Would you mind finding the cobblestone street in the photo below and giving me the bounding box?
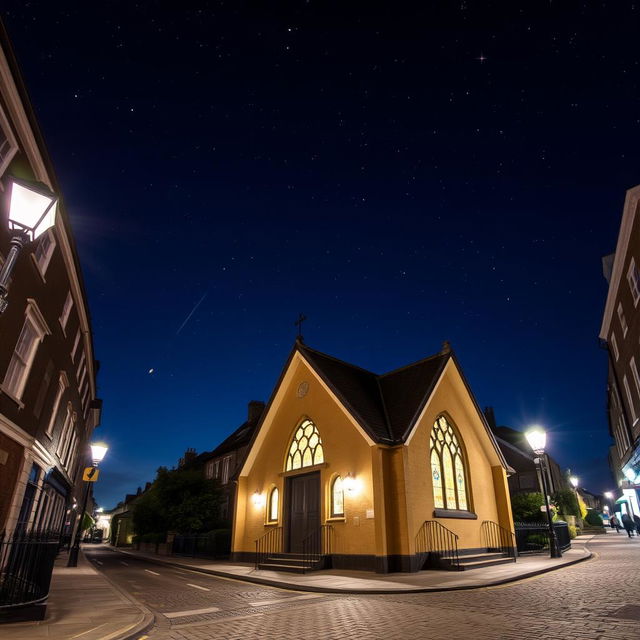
[87,534,640,640]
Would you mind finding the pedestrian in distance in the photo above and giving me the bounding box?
[634,514,640,536]
[610,514,621,533]
[621,513,635,537]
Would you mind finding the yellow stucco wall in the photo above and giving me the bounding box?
[234,353,378,556]
[232,351,514,566]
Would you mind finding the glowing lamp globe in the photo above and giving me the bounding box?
[569,476,578,488]
[90,443,108,465]
[525,427,546,455]
[7,178,58,241]
[604,491,614,500]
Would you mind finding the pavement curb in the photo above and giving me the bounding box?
[108,543,593,595]
[81,550,157,640]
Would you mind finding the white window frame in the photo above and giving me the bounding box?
[45,371,69,438]
[76,351,86,383]
[618,303,628,337]
[1,300,51,402]
[628,258,640,307]
[213,459,220,479]
[631,357,640,399]
[59,291,74,333]
[623,375,637,424]
[0,104,19,178]
[611,333,619,360]
[32,230,56,278]
[71,329,81,362]
[56,403,74,458]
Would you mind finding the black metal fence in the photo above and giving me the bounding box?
[0,529,59,617]
[172,530,231,559]
[514,521,571,555]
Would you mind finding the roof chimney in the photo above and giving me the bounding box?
[248,400,265,423]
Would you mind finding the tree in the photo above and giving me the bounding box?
[510,492,546,523]
[552,489,580,517]
[132,466,223,536]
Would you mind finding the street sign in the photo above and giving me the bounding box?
[82,467,100,482]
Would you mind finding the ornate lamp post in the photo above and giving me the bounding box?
[67,443,108,567]
[525,427,562,558]
[0,177,58,314]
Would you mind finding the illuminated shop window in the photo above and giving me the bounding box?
[429,415,469,511]
[285,419,324,471]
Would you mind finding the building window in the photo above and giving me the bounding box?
[16,463,41,533]
[71,329,81,362]
[2,306,49,400]
[429,415,469,511]
[631,358,640,399]
[285,418,324,471]
[213,460,220,479]
[628,258,640,306]
[59,291,74,332]
[268,487,279,523]
[45,372,69,437]
[221,456,231,484]
[76,351,86,383]
[0,105,18,177]
[205,461,213,479]
[56,403,74,458]
[623,375,637,424]
[618,303,628,337]
[611,333,619,360]
[33,230,56,276]
[331,476,344,517]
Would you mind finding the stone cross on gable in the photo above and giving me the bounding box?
[294,313,307,342]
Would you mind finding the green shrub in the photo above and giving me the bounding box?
[568,524,578,539]
[584,509,603,527]
[552,489,580,517]
[511,493,545,523]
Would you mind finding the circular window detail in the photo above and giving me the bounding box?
[296,381,309,398]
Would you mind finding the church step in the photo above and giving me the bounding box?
[267,553,315,562]
[257,562,313,573]
[457,557,516,570]
[437,552,516,571]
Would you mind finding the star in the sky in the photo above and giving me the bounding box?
[476,52,487,63]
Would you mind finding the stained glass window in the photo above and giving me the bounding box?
[331,476,344,517]
[429,415,469,511]
[286,419,324,471]
[268,487,279,522]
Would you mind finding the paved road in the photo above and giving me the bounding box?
[86,534,640,640]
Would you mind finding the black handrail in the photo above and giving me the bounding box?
[301,524,333,574]
[415,521,460,570]
[481,520,517,559]
[254,527,283,569]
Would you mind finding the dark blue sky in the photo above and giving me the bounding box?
[3,2,637,507]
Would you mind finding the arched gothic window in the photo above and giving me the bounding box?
[285,419,324,471]
[429,415,469,511]
[268,487,279,523]
[331,476,344,517]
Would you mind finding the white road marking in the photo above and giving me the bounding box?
[120,561,129,566]
[248,594,322,607]
[145,569,160,575]
[162,606,220,619]
[186,583,210,591]
[71,623,109,638]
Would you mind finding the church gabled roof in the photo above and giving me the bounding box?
[297,341,449,445]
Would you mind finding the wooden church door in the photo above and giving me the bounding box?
[287,471,320,553]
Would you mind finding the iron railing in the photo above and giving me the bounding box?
[301,524,333,574]
[0,529,59,615]
[514,521,571,555]
[172,530,231,559]
[415,520,460,570]
[255,527,283,569]
[481,520,517,559]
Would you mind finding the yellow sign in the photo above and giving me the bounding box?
[83,467,100,482]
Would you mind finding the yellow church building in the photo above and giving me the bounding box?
[231,340,516,573]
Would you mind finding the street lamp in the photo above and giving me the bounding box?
[525,426,562,558]
[0,177,58,314]
[67,442,108,567]
[569,476,578,489]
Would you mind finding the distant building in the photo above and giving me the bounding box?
[599,185,640,517]
[0,22,101,536]
[484,408,568,498]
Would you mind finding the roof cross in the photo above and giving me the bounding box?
[294,313,307,342]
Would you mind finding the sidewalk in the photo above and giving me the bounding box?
[1,547,153,640]
[112,535,593,594]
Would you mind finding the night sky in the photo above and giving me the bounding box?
[3,2,638,507]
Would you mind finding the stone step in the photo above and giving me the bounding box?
[257,562,311,573]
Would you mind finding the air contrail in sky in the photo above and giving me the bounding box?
[176,292,208,335]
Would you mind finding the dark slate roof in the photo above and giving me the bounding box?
[297,342,449,445]
[209,419,259,459]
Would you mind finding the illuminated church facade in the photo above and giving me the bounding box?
[231,340,515,573]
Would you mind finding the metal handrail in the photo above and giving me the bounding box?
[481,520,517,559]
[254,527,283,569]
[415,520,460,570]
[301,524,333,574]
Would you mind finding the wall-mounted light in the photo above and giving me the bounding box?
[252,491,265,507]
[344,473,358,494]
